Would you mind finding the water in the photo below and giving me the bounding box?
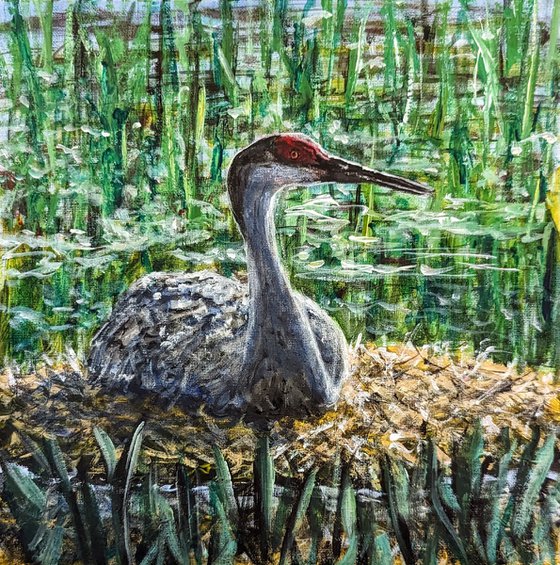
[0,0,557,368]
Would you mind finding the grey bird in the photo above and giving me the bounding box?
[87,133,432,424]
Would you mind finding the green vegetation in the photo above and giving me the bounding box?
[0,0,557,368]
[1,3,559,562]
[1,422,558,564]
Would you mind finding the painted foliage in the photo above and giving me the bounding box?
[0,0,559,563]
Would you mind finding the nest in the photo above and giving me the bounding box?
[0,343,559,475]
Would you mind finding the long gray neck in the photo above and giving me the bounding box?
[241,173,292,308]
[232,167,337,406]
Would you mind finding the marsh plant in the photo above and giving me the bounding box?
[0,422,559,564]
[0,0,558,370]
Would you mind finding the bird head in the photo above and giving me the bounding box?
[227,133,433,232]
[272,133,434,194]
[229,132,433,193]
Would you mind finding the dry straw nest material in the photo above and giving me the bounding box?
[0,343,559,474]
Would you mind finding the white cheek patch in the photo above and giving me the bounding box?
[252,163,323,188]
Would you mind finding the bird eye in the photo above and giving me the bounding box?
[290,150,299,160]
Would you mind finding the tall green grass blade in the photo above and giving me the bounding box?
[427,2,450,141]
[382,0,398,93]
[306,486,326,564]
[138,539,160,565]
[0,458,47,554]
[320,0,334,95]
[279,468,317,565]
[109,423,145,563]
[427,440,469,565]
[356,492,376,564]
[43,437,93,563]
[213,445,238,525]
[80,480,108,565]
[31,0,54,72]
[272,0,288,56]
[344,16,367,106]
[381,455,415,565]
[437,477,461,513]
[9,427,51,476]
[36,517,64,565]
[522,0,543,233]
[341,468,356,539]
[1,461,46,512]
[9,0,45,153]
[511,433,555,539]
[373,532,393,565]
[208,481,237,565]
[486,431,517,564]
[177,464,203,564]
[452,422,483,554]
[94,426,118,481]
[124,421,146,564]
[422,528,439,565]
[216,46,238,103]
[77,455,108,565]
[154,490,188,565]
[254,434,275,559]
[509,425,541,527]
[272,479,296,552]
[532,500,555,565]
[335,472,357,565]
[332,460,348,560]
[544,0,560,80]
[520,0,540,140]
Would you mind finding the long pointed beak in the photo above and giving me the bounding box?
[321,155,433,195]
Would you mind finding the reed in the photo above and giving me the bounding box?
[1,423,558,564]
[0,2,557,374]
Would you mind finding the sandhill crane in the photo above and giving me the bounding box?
[88,134,432,424]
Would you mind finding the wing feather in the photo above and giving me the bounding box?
[88,270,248,410]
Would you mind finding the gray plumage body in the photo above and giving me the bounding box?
[88,270,348,421]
